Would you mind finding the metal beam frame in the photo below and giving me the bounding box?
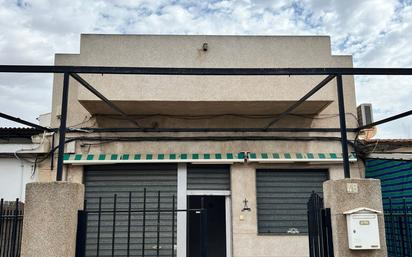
[1,65,412,181]
[70,73,141,127]
[75,127,358,133]
[336,75,351,178]
[356,109,412,131]
[0,112,52,131]
[265,75,335,128]
[1,65,412,75]
[55,72,70,181]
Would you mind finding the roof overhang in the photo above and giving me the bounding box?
[79,100,332,116]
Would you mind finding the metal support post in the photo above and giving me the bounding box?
[56,72,70,181]
[336,75,350,178]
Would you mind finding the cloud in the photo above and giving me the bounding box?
[0,0,411,138]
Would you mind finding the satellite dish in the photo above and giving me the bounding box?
[358,126,377,140]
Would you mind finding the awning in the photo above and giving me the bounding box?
[63,152,357,165]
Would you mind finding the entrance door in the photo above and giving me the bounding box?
[187,196,226,257]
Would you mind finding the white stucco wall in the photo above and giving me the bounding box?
[0,158,37,202]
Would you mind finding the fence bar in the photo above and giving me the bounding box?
[75,210,87,257]
[127,192,132,257]
[96,197,102,257]
[0,199,3,253]
[171,195,176,257]
[111,194,117,257]
[16,209,23,257]
[200,197,208,257]
[5,209,12,257]
[405,198,412,256]
[390,198,398,256]
[142,189,146,257]
[10,199,19,257]
[156,191,161,257]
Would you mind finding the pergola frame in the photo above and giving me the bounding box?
[0,65,411,181]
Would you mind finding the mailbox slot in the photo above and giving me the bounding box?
[344,207,381,250]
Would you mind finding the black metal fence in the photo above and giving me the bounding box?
[0,198,24,257]
[385,198,412,257]
[307,192,334,257]
[76,189,206,257]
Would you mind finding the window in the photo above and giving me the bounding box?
[256,169,328,235]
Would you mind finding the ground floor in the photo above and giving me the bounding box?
[56,158,362,257]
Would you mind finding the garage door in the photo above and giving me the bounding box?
[256,169,328,235]
[84,164,177,257]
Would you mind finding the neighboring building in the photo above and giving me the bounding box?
[363,139,412,256]
[38,35,363,257]
[0,127,46,201]
[364,139,412,205]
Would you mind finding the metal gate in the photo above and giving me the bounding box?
[76,188,207,257]
[385,198,412,257]
[0,198,24,257]
[307,192,334,257]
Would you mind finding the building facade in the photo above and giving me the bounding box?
[37,35,364,257]
[0,127,48,201]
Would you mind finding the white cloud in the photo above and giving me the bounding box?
[0,0,411,138]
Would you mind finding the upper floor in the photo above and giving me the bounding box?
[50,35,357,129]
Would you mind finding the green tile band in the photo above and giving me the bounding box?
[63,152,355,162]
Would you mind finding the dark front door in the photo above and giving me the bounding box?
[187,196,226,257]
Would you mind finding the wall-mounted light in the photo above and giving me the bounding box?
[241,198,251,212]
[202,43,208,51]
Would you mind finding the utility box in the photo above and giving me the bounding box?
[344,207,381,250]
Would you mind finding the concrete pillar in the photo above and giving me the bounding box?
[21,182,84,257]
[323,178,387,257]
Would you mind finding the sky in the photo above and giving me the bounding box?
[0,0,411,138]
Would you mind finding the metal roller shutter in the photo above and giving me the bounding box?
[84,164,177,257]
[187,165,230,191]
[256,169,328,235]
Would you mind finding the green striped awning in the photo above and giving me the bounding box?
[63,152,357,164]
[248,152,357,162]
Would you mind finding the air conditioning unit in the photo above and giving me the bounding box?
[357,103,373,126]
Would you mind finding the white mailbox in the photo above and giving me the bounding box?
[344,207,381,250]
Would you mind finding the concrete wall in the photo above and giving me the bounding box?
[323,179,387,257]
[0,158,37,201]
